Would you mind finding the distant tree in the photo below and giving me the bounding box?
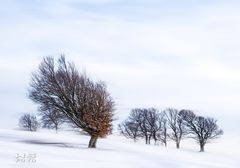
[165,108,188,149]
[121,108,169,145]
[118,119,141,142]
[125,109,147,144]
[124,108,159,144]
[39,108,65,133]
[155,112,168,146]
[19,113,38,131]
[179,110,223,152]
[28,56,114,148]
[144,108,160,145]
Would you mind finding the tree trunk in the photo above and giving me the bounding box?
[164,137,167,147]
[153,133,157,145]
[145,136,148,144]
[154,139,157,145]
[88,135,98,148]
[200,143,205,152]
[176,141,180,149]
[148,136,151,145]
[55,125,58,133]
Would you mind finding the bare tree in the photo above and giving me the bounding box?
[165,108,188,149]
[140,108,157,144]
[143,108,158,145]
[155,112,168,146]
[148,110,166,145]
[28,56,114,148]
[120,108,168,145]
[125,108,159,144]
[118,120,141,142]
[19,113,39,131]
[126,109,148,144]
[179,110,223,152]
[39,108,65,133]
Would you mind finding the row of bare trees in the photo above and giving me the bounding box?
[23,55,223,150]
[19,109,65,133]
[119,108,223,152]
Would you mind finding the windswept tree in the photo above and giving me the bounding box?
[28,56,114,148]
[165,108,188,149]
[39,108,65,133]
[118,120,141,142]
[19,113,39,131]
[179,110,223,152]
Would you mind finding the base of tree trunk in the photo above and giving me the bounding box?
[88,135,98,148]
[176,142,180,149]
[200,144,205,152]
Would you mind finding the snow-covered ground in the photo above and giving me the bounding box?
[0,129,239,168]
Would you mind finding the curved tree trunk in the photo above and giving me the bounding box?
[88,135,98,148]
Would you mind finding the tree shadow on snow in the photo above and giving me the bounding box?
[20,139,88,149]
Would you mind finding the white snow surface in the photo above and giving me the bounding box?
[0,129,239,168]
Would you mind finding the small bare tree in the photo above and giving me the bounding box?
[125,108,159,144]
[19,113,38,131]
[179,110,223,152]
[155,112,168,146]
[28,56,114,148]
[118,120,141,142]
[126,109,149,144]
[39,108,65,133]
[121,108,168,145]
[141,108,157,145]
[165,108,188,149]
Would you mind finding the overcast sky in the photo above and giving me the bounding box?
[0,0,240,134]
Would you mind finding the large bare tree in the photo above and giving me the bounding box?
[179,110,223,152]
[28,56,114,148]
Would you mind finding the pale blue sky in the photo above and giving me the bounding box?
[0,0,240,134]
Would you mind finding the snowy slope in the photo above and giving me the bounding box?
[0,129,239,168]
